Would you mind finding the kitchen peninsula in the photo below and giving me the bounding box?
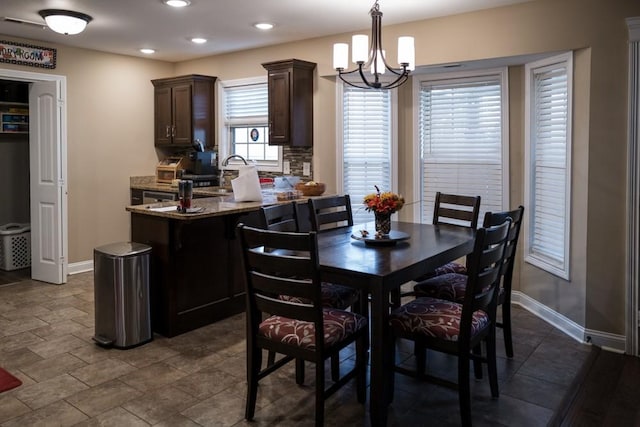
[127,196,279,337]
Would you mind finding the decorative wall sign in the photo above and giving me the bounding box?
[0,40,57,69]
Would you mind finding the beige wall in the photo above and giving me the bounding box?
[1,0,638,336]
[0,40,174,262]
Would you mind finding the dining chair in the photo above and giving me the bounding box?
[307,195,354,232]
[258,202,299,232]
[412,206,525,358]
[389,218,511,427]
[425,191,482,277]
[237,224,368,426]
[258,203,359,377]
[391,192,481,307]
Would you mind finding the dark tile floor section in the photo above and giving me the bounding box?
[0,272,592,426]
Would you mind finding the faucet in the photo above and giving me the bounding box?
[219,154,248,187]
[221,154,248,167]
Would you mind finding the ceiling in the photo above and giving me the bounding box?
[0,0,533,63]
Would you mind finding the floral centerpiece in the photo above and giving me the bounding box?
[363,186,405,236]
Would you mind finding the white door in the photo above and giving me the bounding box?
[29,80,66,284]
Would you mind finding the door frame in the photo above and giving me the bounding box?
[0,68,68,284]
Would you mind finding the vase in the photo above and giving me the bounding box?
[374,212,392,235]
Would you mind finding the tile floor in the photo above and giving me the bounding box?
[0,272,592,426]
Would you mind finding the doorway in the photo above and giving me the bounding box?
[0,68,67,285]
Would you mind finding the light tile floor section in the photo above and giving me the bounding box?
[0,272,591,426]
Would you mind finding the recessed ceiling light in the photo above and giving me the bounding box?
[140,48,156,54]
[191,37,207,44]
[254,23,274,30]
[163,0,190,7]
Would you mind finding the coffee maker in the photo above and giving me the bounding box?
[189,151,217,175]
[183,151,220,187]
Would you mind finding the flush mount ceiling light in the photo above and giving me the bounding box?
[254,23,274,30]
[163,0,191,7]
[38,9,93,35]
[140,48,156,54]
[333,0,414,89]
[190,37,207,44]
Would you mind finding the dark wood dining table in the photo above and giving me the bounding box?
[316,221,475,426]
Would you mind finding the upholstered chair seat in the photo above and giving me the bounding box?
[279,282,359,310]
[259,308,367,350]
[390,297,490,340]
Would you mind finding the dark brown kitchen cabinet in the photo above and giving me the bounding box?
[262,59,316,147]
[151,74,216,148]
[131,212,246,337]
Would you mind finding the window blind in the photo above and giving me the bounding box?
[342,86,392,224]
[419,77,503,224]
[224,83,268,123]
[529,64,569,267]
[223,81,278,166]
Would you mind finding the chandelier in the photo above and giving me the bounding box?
[333,0,415,90]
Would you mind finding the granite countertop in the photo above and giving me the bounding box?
[130,176,231,197]
[126,195,281,220]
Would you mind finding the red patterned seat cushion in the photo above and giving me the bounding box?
[413,273,468,302]
[258,308,367,350]
[279,282,358,309]
[389,297,489,341]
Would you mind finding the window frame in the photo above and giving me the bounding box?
[411,67,510,223]
[335,81,399,224]
[217,76,283,172]
[524,52,573,280]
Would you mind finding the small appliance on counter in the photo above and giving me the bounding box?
[156,157,185,184]
[182,150,219,187]
[188,151,218,175]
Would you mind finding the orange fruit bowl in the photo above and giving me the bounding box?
[295,182,326,196]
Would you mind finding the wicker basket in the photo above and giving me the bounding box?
[295,182,326,196]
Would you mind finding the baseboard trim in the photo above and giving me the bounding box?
[68,260,93,275]
[512,291,626,353]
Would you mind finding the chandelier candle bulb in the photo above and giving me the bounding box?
[398,36,415,70]
[352,35,369,63]
[333,43,349,70]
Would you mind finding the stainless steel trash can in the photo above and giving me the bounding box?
[93,242,152,349]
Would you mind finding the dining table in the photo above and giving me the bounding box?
[316,221,475,426]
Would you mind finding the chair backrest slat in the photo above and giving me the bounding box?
[308,195,354,231]
[259,203,299,232]
[463,219,511,328]
[433,192,481,229]
[482,206,525,303]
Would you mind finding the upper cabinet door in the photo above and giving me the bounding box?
[171,83,193,146]
[154,86,172,146]
[151,75,216,149]
[262,59,316,147]
[268,70,290,145]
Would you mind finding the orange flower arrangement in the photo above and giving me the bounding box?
[363,186,405,214]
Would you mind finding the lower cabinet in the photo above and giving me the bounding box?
[131,212,246,337]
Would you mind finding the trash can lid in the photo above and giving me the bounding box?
[94,242,151,257]
[0,223,31,235]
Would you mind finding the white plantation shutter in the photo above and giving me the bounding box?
[419,74,505,224]
[525,53,572,278]
[342,86,393,224]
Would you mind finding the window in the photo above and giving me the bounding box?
[337,83,397,225]
[218,77,282,171]
[524,53,572,279]
[415,69,509,224]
